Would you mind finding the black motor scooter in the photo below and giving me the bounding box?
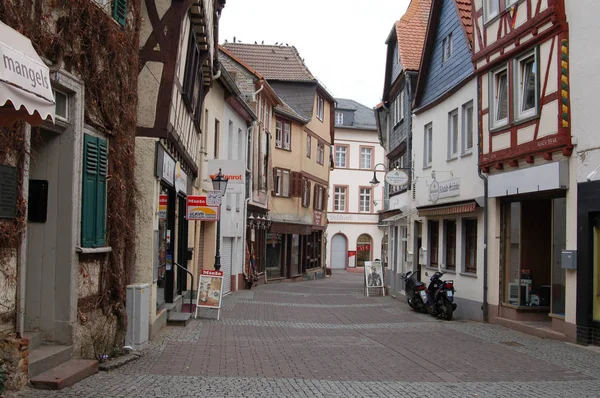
[402,271,427,313]
[424,270,457,320]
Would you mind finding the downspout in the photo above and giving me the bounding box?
[477,99,489,323]
[252,84,264,102]
[241,122,254,283]
[17,123,31,338]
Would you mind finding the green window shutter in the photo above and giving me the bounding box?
[95,138,108,247]
[112,0,127,26]
[82,134,98,247]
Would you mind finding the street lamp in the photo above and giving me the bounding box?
[211,168,229,271]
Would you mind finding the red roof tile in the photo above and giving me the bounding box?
[454,0,473,46]
[221,43,315,82]
[395,0,432,72]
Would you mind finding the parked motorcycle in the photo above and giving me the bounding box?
[402,271,427,313]
[423,270,457,320]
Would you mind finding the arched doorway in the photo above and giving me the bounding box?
[357,234,372,268]
[331,234,347,269]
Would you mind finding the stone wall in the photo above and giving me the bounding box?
[0,337,28,393]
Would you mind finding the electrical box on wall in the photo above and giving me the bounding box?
[561,250,577,270]
[126,283,150,350]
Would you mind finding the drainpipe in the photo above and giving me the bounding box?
[16,123,31,338]
[252,84,264,102]
[477,121,489,323]
[212,66,221,81]
[241,122,254,284]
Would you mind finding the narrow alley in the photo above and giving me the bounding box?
[10,272,600,398]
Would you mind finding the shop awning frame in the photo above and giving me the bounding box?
[0,21,55,125]
[417,200,479,217]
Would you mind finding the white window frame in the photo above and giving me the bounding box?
[275,120,283,148]
[462,101,474,155]
[514,49,539,121]
[335,112,343,124]
[316,96,324,121]
[52,89,69,122]
[442,33,453,63]
[335,145,347,168]
[334,186,347,212]
[447,109,459,160]
[283,122,291,150]
[490,65,509,129]
[317,143,325,165]
[360,147,372,169]
[484,0,500,22]
[274,168,290,197]
[359,187,372,213]
[424,123,433,168]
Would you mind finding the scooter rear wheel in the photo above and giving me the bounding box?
[443,301,453,321]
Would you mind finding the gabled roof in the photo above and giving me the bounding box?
[221,43,315,82]
[395,0,432,72]
[335,98,377,130]
[455,0,473,46]
[413,0,474,111]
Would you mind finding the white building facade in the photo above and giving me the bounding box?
[327,99,385,270]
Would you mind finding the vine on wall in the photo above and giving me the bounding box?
[0,0,141,349]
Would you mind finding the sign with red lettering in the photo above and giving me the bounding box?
[196,269,224,311]
[357,244,371,252]
[158,194,167,219]
[187,195,219,221]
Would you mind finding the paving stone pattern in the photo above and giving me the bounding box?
[9,272,600,397]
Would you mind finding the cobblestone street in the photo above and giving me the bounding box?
[10,271,600,397]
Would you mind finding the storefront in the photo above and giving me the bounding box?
[155,143,192,306]
[576,179,600,344]
[489,161,569,327]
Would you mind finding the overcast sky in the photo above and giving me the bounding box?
[219,0,412,109]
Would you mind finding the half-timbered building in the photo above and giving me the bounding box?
[473,0,575,339]
[135,0,225,336]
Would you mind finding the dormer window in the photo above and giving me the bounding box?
[335,112,343,125]
[442,33,453,63]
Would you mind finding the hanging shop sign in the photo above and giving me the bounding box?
[0,21,55,124]
[157,194,167,219]
[206,159,245,194]
[385,169,409,187]
[313,210,323,226]
[429,177,460,204]
[155,144,176,187]
[195,269,224,321]
[187,195,220,221]
[174,162,188,194]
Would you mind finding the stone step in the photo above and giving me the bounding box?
[30,359,98,390]
[167,311,192,327]
[24,331,42,351]
[28,344,73,378]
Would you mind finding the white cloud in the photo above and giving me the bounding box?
[219,0,411,109]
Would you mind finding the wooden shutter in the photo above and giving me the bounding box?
[290,172,302,197]
[82,135,98,247]
[112,0,127,26]
[95,138,108,247]
[82,134,108,248]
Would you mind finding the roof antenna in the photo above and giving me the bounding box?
[233,36,236,43]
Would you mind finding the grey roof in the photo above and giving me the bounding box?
[335,98,377,130]
[269,81,317,123]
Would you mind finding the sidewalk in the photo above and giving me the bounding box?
[9,271,600,397]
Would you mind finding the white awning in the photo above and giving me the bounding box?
[0,21,54,125]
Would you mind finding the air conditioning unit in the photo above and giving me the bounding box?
[126,283,150,350]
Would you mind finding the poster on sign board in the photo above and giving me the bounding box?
[158,194,167,219]
[364,260,385,297]
[187,195,220,221]
[195,269,224,321]
[348,251,356,268]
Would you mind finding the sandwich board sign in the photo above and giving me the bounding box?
[364,260,385,297]
[195,269,225,320]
